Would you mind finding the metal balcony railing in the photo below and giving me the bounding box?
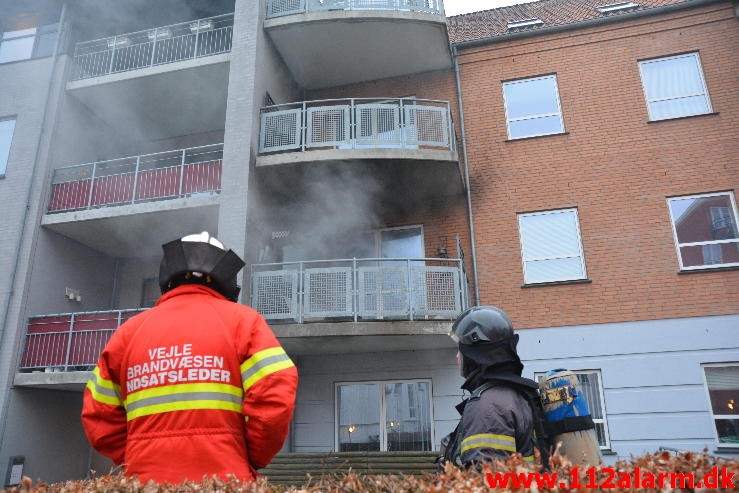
[259,98,455,155]
[47,144,223,213]
[19,309,145,372]
[251,258,467,323]
[71,14,233,80]
[266,0,443,18]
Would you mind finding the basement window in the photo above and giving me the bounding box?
[702,363,739,448]
[595,2,640,15]
[507,18,544,31]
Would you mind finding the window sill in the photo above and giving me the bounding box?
[678,265,739,274]
[647,112,719,123]
[521,278,592,288]
[600,449,618,456]
[505,131,569,142]
[714,448,739,455]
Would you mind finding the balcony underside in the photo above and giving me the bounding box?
[42,197,219,257]
[66,56,229,140]
[14,370,90,392]
[264,12,452,89]
[256,157,464,211]
[272,320,456,355]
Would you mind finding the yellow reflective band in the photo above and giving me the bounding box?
[86,366,123,406]
[92,366,122,393]
[126,399,242,421]
[461,433,516,454]
[125,382,242,406]
[242,359,295,393]
[240,346,286,374]
[523,455,535,462]
[86,380,123,406]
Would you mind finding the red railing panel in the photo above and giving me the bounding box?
[91,173,135,206]
[48,180,92,212]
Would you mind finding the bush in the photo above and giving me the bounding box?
[3,450,736,492]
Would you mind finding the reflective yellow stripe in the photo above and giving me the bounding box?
[125,382,241,405]
[523,455,535,462]
[461,433,516,454]
[126,399,242,420]
[86,366,123,406]
[124,383,243,421]
[240,347,294,392]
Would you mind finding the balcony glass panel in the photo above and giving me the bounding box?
[251,257,466,323]
[267,0,443,18]
[259,98,454,155]
[47,144,223,213]
[71,14,233,80]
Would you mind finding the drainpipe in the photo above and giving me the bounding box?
[0,1,68,450]
[452,45,481,306]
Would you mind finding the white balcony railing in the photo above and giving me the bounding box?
[251,258,467,323]
[266,0,443,18]
[19,309,145,372]
[259,98,455,154]
[71,14,233,80]
[47,144,223,213]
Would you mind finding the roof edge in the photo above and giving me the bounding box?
[451,0,727,49]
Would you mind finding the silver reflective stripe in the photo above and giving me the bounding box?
[89,371,121,400]
[125,391,242,413]
[240,352,292,382]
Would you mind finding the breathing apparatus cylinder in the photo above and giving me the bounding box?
[539,369,602,466]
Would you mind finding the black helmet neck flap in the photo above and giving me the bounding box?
[159,232,245,301]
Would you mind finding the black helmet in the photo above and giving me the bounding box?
[450,306,514,346]
[159,231,245,301]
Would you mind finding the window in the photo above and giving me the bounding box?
[0,118,16,176]
[140,278,161,308]
[335,380,433,452]
[507,18,544,30]
[502,74,564,140]
[596,2,640,15]
[0,13,58,63]
[667,192,739,270]
[702,364,739,447]
[638,53,712,121]
[535,370,611,449]
[518,208,587,284]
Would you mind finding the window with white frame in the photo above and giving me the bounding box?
[0,13,58,64]
[667,192,739,270]
[335,379,433,452]
[702,364,739,447]
[502,74,565,139]
[638,52,712,121]
[0,117,16,176]
[535,370,611,449]
[518,208,587,284]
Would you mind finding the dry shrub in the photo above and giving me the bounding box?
[3,450,736,493]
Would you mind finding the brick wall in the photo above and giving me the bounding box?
[457,2,739,328]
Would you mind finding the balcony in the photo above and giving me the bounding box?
[263,1,452,89]
[251,257,467,323]
[71,14,233,81]
[251,257,466,354]
[42,144,222,257]
[259,98,455,156]
[15,309,145,390]
[66,16,231,140]
[256,98,462,203]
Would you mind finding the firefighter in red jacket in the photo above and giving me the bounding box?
[82,232,298,484]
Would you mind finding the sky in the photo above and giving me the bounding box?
[444,0,538,16]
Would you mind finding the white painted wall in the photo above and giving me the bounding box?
[290,314,739,461]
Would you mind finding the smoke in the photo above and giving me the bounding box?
[252,164,385,263]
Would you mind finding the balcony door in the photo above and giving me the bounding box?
[336,380,433,452]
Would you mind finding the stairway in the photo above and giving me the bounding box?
[259,451,440,485]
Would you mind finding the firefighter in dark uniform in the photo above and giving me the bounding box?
[441,306,545,468]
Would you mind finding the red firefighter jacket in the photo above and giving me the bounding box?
[81,284,298,484]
